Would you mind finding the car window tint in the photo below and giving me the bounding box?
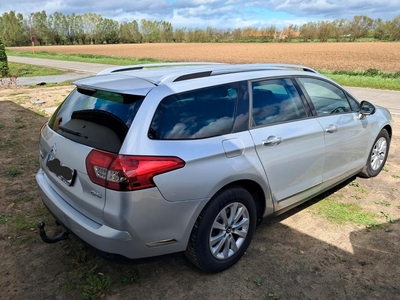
[251,78,306,126]
[346,93,360,112]
[150,84,238,140]
[298,77,351,116]
[48,88,143,153]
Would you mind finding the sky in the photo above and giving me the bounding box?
[0,0,399,29]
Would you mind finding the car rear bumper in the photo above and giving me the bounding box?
[36,168,206,259]
[36,168,134,252]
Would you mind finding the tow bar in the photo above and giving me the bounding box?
[37,221,70,244]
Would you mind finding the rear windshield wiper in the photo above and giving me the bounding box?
[58,125,88,139]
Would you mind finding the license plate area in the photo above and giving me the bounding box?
[46,155,76,186]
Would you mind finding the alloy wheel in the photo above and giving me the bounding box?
[209,202,250,260]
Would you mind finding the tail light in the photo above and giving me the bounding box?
[86,149,185,191]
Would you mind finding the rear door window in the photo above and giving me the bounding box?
[49,88,143,153]
[149,83,238,139]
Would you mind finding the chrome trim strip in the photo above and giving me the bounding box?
[146,239,178,248]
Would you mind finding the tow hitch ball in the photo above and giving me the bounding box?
[37,221,69,244]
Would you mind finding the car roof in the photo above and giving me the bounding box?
[72,63,323,95]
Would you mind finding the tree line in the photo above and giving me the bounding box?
[1,10,400,47]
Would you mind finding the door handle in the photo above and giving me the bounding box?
[325,124,338,133]
[262,136,282,147]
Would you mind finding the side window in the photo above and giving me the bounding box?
[346,93,360,112]
[150,84,238,140]
[298,77,351,116]
[251,78,307,126]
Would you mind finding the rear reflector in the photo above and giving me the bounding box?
[86,149,185,191]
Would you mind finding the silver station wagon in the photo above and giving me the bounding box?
[36,63,392,272]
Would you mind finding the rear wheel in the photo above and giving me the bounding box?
[360,129,390,177]
[185,186,257,272]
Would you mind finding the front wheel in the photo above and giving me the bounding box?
[185,186,257,272]
[359,129,390,178]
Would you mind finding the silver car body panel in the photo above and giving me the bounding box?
[317,112,372,181]
[250,118,325,207]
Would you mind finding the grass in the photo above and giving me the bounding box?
[310,183,390,229]
[253,277,265,286]
[375,200,391,207]
[6,167,22,176]
[60,282,76,292]
[355,187,369,194]
[348,181,360,187]
[319,70,400,91]
[8,62,64,77]
[0,140,16,150]
[121,269,141,286]
[266,289,282,300]
[7,50,162,66]
[0,214,13,224]
[8,203,50,233]
[36,110,47,117]
[330,68,400,78]
[80,275,110,300]
[10,213,37,232]
[16,194,35,202]
[310,196,379,227]
[79,267,111,300]
[381,212,395,223]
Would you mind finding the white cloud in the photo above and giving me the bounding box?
[263,0,400,19]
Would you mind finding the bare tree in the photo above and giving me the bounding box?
[349,15,373,41]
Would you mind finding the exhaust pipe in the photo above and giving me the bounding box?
[37,221,69,244]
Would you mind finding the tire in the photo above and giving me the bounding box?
[359,129,390,178]
[185,186,257,272]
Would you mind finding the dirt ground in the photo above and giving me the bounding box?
[10,42,400,72]
[0,83,399,300]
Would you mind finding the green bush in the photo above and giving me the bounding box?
[364,68,380,77]
[0,37,9,77]
[330,68,400,79]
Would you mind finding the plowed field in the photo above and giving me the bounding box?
[11,42,400,72]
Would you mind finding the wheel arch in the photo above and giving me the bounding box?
[215,179,267,225]
[383,124,392,140]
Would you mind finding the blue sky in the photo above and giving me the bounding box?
[0,0,399,29]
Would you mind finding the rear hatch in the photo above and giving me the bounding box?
[39,83,149,224]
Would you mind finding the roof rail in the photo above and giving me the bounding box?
[256,64,319,73]
[96,63,320,85]
[97,62,226,75]
[154,63,319,84]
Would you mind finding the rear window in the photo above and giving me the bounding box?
[149,83,238,140]
[48,88,143,152]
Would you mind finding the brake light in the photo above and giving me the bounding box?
[86,149,185,191]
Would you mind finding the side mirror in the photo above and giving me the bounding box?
[359,101,376,116]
